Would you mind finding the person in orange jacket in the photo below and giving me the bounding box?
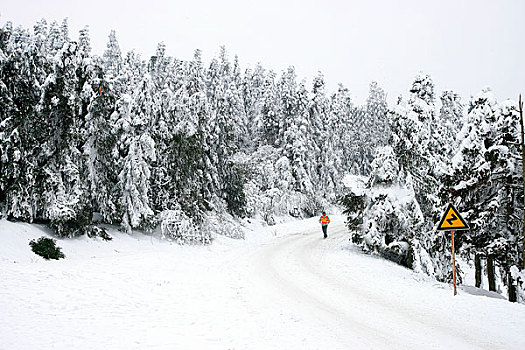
[319,211,330,238]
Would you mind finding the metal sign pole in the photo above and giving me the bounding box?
[452,230,457,296]
[437,203,469,296]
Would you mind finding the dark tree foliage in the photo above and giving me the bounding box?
[29,236,65,260]
[339,192,366,234]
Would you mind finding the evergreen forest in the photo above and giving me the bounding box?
[1,20,523,301]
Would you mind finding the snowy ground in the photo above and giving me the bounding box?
[1,216,524,349]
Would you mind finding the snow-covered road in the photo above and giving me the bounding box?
[245,219,522,349]
[1,217,524,349]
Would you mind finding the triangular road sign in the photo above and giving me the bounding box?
[437,203,469,231]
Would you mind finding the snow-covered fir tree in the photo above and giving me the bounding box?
[84,64,120,224]
[329,84,355,176]
[112,75,157,233]
[37,37,93,237]
[389,73,442,224]
[0,23,42,220]
[258,69,280,147]
[102,30,122,81]
[346,146,426,269]
[341,81,389,176]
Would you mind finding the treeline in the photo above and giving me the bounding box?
[0,19,388,239]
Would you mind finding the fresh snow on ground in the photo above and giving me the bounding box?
[1,216,524,349]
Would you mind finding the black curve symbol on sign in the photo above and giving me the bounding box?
[447,213,458,226]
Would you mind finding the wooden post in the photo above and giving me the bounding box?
[520,94,525,269]
[452,230,457,296]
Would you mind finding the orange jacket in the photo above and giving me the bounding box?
[319,215,330,225]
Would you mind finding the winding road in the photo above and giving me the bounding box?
[240,216,522,349]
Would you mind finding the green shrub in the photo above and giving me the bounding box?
[29,236,65,260]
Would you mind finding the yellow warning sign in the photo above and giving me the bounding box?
[437,204,469,231]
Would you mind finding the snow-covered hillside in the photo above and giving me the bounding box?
[1,217,523,349]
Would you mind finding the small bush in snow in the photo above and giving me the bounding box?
[47,202,92,238]
[201,213,244,240]
[29,237,65,260]
[159,209,211,245]
[86,226,112,241]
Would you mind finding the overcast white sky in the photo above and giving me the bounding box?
[1,0,524,104]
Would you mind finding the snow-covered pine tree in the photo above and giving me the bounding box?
[221,51,247,216]
[485,100,523,300]
[36,37,93,237]
[439,90,463,142]
[446,90,524,301]
[102,30,123,82]
[0,23,45,220]
[277,66,298,150]
[360,82,389,175]
[78,26,91,60]
[149,42,172,92]
[418,90,465,282]
[148,43,181,214]
[349,146,426,269]
[46,20,67,54]
[84,64,120,224]
[310,72,336,202]
[342,82,389,176]
[0,25,8,215]
[112,75,156,233]
[231,54,249,149]
[241,63,266,149]
[258,69,280,147]
[120,50,146,95]
[329,84,355,176]
[60,19,69,44]
[348,106,370,175]
[32,19,48,58]
[389,73,441,223]
[444,88,500,289]
[205,47,247,216]
[294,80,315,195]
[430,90,464,178]
[78,30,128,225]
[365,81,389,148]
[169,49,215,217]
[366,82,389,132]
[277,68,316,213]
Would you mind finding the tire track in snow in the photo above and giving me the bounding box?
[299,235,495,349]
[254,232,405,349]
[253,221,497,350]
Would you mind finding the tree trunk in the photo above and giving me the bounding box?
[487,255,496,292]
[508,270,517,302]
[519,94,525,269]
[475,253,482,288]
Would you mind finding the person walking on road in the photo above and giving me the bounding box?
[319,211,330,239]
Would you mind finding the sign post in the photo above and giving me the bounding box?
[451,230,456,295]
[437,203,469,296]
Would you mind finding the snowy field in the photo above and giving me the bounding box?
[1,216,524,349]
